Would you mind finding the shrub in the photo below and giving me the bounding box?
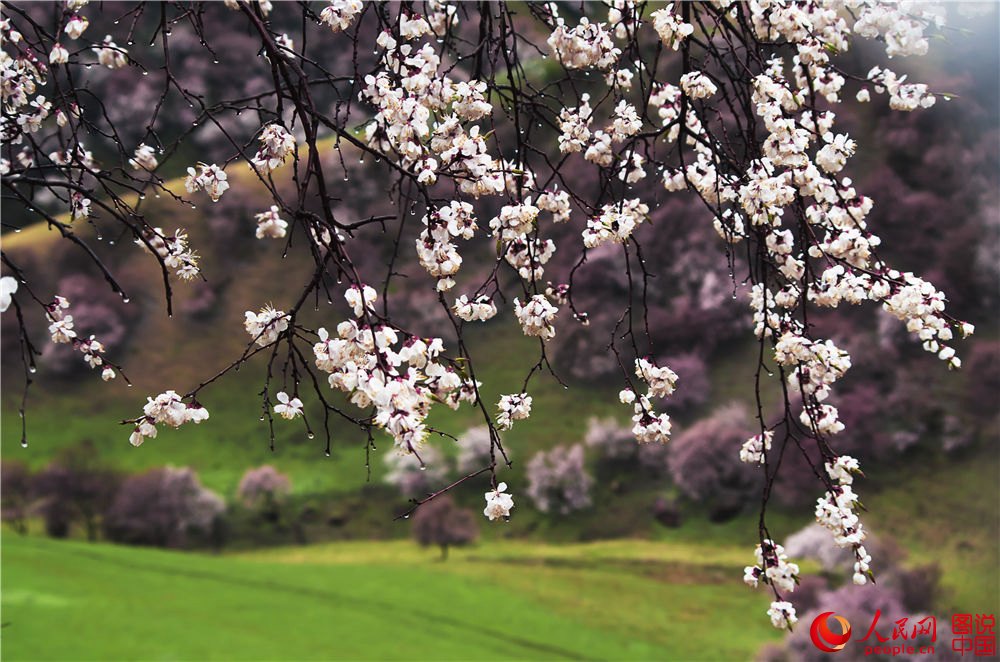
[525,444,593,515]
[237,465,292,511]
[965,341,1000,419]
[31,441,120,541]
[667,403,759,520]
[1,460,32,534]
[584,417,637,462]
[584,417,670,476]
[103,466,226,548]
[411,495,478,560]
[651,497,682,528]
[658,353,711,412]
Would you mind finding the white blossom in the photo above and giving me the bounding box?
[0,276,17,313]
[274,391,304,419]
[484,481,514,520]
[255,205,288,239]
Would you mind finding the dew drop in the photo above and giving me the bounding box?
[419,465,427,471]
[122,297,130,303]
[403,514,410,519]
[259,415,266,422]
[20,439,28,448]
[325,450,331,457]
[28,366,37,374]
[143,71,149,76]
[14,228,21,233]
[307,432,315,439]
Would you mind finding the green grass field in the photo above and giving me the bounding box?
[2,535,782,661]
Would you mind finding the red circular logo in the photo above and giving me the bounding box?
[810,611,852,653]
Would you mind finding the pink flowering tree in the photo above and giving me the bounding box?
[237,464,292,510]
[525,444,594,515]
[411,494,478,560]
[0,1,982,627]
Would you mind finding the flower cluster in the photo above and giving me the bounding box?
[309,288,478,453]
[251,124,295,174]
[93,35,126,69]
[557,95,593,153]
[254,206,288,240]
[416,203,478,290]
[136,227,200,281]
[452,295,497,323]
[495,393,531,431]
[243,306,288,346]
[816,454,872,585]
[679,71,717,99]
[344,284,377,317]
[743,540,801,593]
[129,390,209,447]
[40,296,116,380]
[650,4,693,50]
[583,199,648,248]
[739,430,774,465]
[360,16,503,198]
[546,16,620,70]
[129,144,158,171]
[513,295,558,341]
[620,359,677,445]
[184,163,229,202]
[767,601,798,630]
[483,482,514,521]
[320,0,364,33]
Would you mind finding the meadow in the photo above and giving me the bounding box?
[3,535,782,661]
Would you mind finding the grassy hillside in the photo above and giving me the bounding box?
[0,137,635,497]
[2,535,782,661]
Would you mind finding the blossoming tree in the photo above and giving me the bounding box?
[0,0,977,628]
